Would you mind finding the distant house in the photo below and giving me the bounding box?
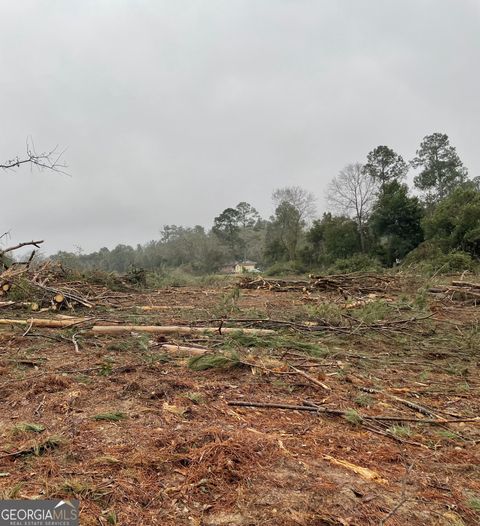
[220,260,258,274]
[234,260,257,273]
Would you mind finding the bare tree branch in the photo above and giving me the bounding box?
[272,186,316,221]
[327,163,378,251]
[1,138,68,175]
[0,240,44,257]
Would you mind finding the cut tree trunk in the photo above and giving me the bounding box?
[90,325,275,336]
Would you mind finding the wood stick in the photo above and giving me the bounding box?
[289,364,331,391]
[359,387,440,418]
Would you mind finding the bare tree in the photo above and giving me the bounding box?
[1,138,67,174]
[272,186,316,222]
[327,163,377,251]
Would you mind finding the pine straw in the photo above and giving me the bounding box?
[149,427,283,507]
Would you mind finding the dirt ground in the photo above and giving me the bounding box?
[0,274,479,525]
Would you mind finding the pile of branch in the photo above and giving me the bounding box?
[428,280,480,304]
[0,241,93,310]
[0,239,43,298]
[239,272,399,296]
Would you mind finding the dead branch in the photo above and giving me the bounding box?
[1,140,68,175]
[0,240,44,257]
[227,400,480,424]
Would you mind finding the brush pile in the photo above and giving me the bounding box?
[239,272,400,296]
[428,280,480,304]
[0,240,96,311]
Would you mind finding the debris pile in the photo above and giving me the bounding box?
[0,241,134,312]
[239,272,400,296]
[429,280,480,304]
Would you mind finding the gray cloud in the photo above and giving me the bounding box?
[1,0,479,253]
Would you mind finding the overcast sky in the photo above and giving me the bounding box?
[1,0,479,254]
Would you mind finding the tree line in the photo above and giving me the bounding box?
[53,132,480,274]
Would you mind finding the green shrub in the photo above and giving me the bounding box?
[264,261,307,276]
[327,254,383,274]
[403,242,478,274]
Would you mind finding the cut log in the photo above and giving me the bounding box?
[53,293,65,304]
[0,318,89,328]
[160,344,211,355]
[90,325,275,336]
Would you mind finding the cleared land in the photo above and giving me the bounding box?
[0,272,479,525]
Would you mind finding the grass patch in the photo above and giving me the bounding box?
[468,497,480,513]
[354,394,373,408]
[352,300,393,323]
[107,334,150,353]
[142,352,172,364]
[0,483,22,499]
[74,374,92,384]
[436,430,459,440]
[388,425,413,438]
[146,269,229,288]
[9,436,63,458]
[13,423,45,434]
[93,411,127,422]
[304,303,344,325]
[98,359,115,376]
[107,341,135,352]
[343,408,363,426]
[223,332,329,357]
[182,392,204,404]
[60,479,108,502]
[106,511,118,525]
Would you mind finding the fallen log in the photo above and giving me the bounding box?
[90,325,275,336]
[160,344,212,355]
[451,280,480,290]
[0,318,276,334]
[0,317,90,328]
